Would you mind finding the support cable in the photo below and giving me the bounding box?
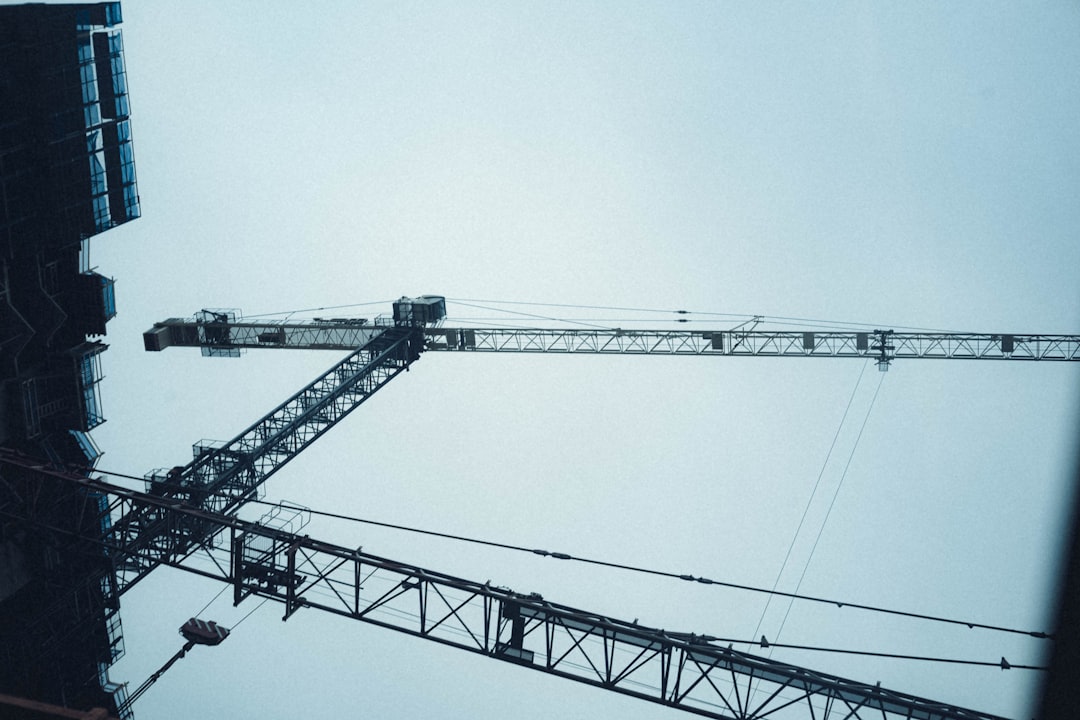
[240,300,394,320]
[749,369,886,708]
[192,584,229,620]
[232,597,270,629]
[749,360,870,649]
[770,370,888,646]
[450,300,614,330]
[246,501,1041,638]
[119,640,196,712]
[81,462,1051,640]
[296,577,1045,671]
[0,456,1049,687]
[445,297,971,333]
[442,316,925,333]
[0,490,1047,678]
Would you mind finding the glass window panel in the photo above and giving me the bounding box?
[121,160,135,186]
[100,276,116,319]
[105,3,122,27]
[83,104,101,128]
[94,195,111,230]
[89,153,107,194]
[123,185,140,219]
[81,83,98,106]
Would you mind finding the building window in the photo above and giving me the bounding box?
[100,275,116,321]
[79,48,98,106]
[108,34,129,117]
[104,3,122,28]
[71,430,103,467]
[76,348,106,429]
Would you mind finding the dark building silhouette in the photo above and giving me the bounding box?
[0,2,137,716]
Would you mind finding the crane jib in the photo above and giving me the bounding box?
[425,328,1080,362]
[144,318,1079,364]
[9,459,1015,720]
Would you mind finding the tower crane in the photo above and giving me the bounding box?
[24,296,1080,720]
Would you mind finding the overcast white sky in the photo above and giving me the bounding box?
[76,1,1080,718]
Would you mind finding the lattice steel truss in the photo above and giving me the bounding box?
[12,467,1010,720]
[143,316,1080,366]
[144,315,387,354]
[111,326,422,594]
[427,328,1080,365]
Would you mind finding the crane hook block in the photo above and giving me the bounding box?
[180,617,230,646]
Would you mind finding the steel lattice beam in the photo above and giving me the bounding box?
[110,327,423,594]
[10,467,1012,720]
[427,328,1080,363]
[143,317,1080,365]
[143,315,386,353]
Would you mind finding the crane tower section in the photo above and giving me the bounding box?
[114,296,446,593]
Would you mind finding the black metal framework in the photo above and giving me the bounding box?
[428,328,1080,366]
[110,326,422,594]
[143,316,386,353]
[14,468,1008,720]
[144,316,1080,366]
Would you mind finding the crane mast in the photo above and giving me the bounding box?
[113,297,445,594]
[93,294,1074,718]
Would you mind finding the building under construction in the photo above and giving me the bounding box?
[0,2,137,716]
